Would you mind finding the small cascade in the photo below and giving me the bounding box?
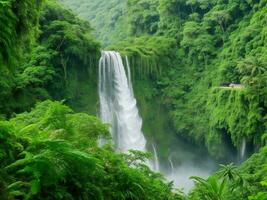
[125,56,134,95]
[152,143,160,171]
[168,155,174,176]
[98,51,146,152]
[240,138,247,161]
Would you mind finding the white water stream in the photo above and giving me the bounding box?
[168,155,174,176]
[152,143,160,172]
[99,51,146,152]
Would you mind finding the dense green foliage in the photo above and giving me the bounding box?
[97,0,267,161]
[110,36,177,77]
[189,147,267,199]
[1,0,267,199]
[66,0,267,162]
[0,100,183,199]
[0,1,184,199]
[120,0,267,198]
[0,0,43,115]
[157,0,267,160]
[0,0,100,116]
[59,0,129,46]
[62,0,267,198]
[0,0,43,68]
[38,0,100,113]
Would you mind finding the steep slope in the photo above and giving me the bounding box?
[59,0,267,163]
[0,1,185,199]
[157,0,267,159]
[0,0,100,116]
[109,0,267,162]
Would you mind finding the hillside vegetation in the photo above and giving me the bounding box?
[0,0,185,199]
[59,0,129,46]
[59,0,267,198]
[60,0,267,160]
[106,0,267,159]
[112,0,267,198]
[1,0,267,199]
[0,100,184,199]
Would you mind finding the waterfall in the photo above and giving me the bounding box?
[152,144,160,171]
[98,51,146,152]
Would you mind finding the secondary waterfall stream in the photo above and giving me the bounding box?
[98,51,146,152]
[152,143,160,172]
[240,138,247,161]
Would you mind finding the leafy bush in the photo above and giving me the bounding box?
[0,100,184,199]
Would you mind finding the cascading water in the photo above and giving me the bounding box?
[98,51,146,152]
[152,144,160,171]
[168,155,174,176]
[240,138,247,160]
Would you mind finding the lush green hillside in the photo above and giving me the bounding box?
[0,1,184,199]
[1,0,267,199]
[108,0,267,160]
[59,0,129,46]
[112,0,267,198]
[162,0,267,160]
[0,0,100,116]
[108,0,267,197]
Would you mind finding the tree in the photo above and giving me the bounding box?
[0,0,43,68]
[190,176,226,200]
[216,163,240,181]
[181,21,215,67]
[186,0,213,13]
[238,56,267,101]
[127,0,160,35]
[206,10,231,43]
[248,181,267,200]
[0,100,185,199]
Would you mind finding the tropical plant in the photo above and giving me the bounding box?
[190,176,226,200]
